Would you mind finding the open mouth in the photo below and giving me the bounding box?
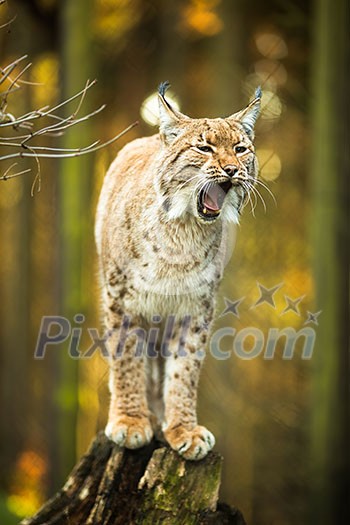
[197,180,232,220]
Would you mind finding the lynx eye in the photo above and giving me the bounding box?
[234,145,248,154]
[196,145,213,153]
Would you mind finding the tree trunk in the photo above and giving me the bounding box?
[310,0,349,522]
[51,0,94,489]
[20,432,246,525]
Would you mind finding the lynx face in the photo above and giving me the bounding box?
[156,82,261,225]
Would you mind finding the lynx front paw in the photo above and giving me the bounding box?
[164,424,215,461]
[105,415,153,449]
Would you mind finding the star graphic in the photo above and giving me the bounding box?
[252,282,283,309]
[304,310,322,325]
[281,295,305,316]
[220,297,245,318]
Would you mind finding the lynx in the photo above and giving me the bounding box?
[95,82,261,460]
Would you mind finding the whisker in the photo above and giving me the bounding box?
[177,172,203,191]
[245,180,259,216]
[251,184,267,213]
[241,181,256,217]
[254,179,277,207]
[247,183,258,216]
[166,173,203,208]
[245,174,277,207]
[194,180,208,199]
[169,164,202,183]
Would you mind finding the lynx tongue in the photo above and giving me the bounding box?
[203,184,222,212]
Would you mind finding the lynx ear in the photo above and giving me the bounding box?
[229,87,262,138]
[158,81,189,144]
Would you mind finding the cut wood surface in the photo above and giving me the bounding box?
[21,432,246,525]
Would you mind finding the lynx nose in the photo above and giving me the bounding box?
[223,164,239,178]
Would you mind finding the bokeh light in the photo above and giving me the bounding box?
[30,54,58,107]
[255,31,288,59]
[254,59,287,87]
[141,90,181,126]
[259,90,283,120]
[180,0,222,36]
[257,149,282,180]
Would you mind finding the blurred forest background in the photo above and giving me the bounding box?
[0,0,348,524]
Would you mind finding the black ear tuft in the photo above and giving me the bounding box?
[158,81,170,97]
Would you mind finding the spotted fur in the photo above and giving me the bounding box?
[95,85,261,460]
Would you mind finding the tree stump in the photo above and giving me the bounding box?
[20,432,246,524]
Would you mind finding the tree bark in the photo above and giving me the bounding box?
[20,432,246,525]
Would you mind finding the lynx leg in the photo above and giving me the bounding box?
[162,325,215,460]
[104,305,153,449]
